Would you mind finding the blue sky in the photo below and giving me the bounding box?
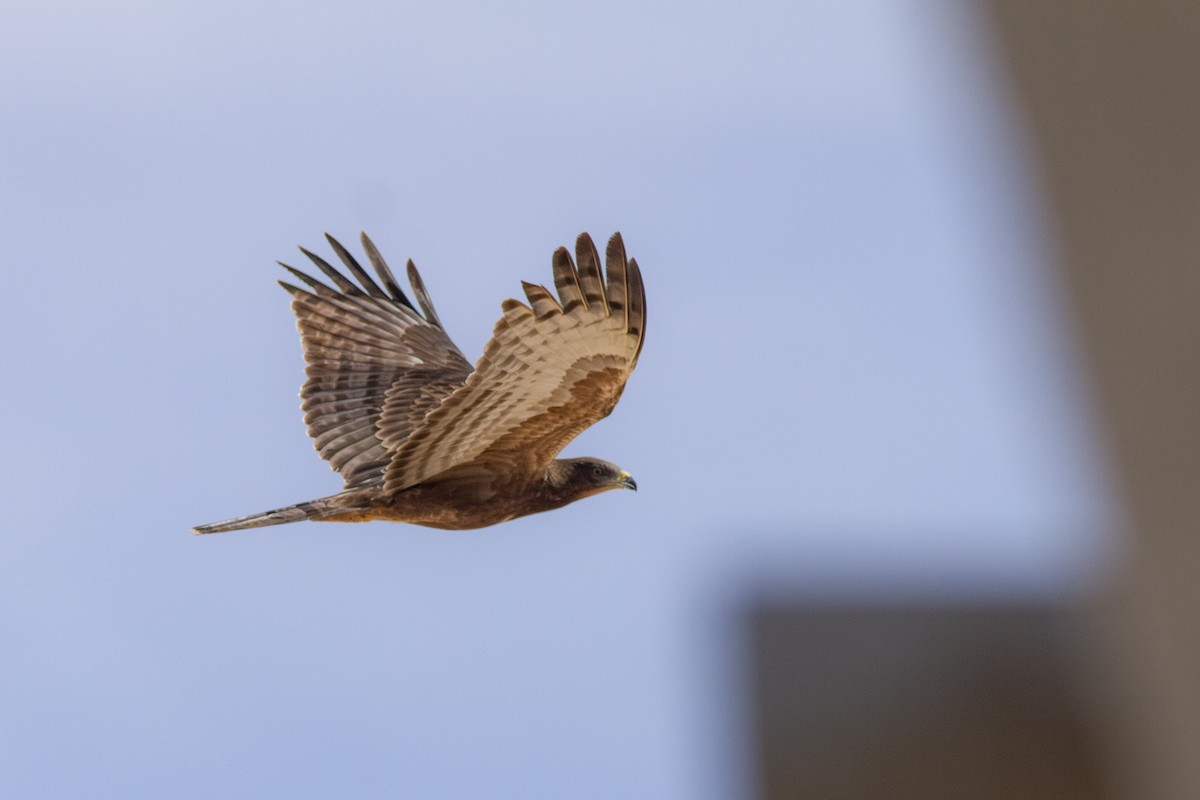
[1,2,1117,798]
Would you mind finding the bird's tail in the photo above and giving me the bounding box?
[192,492,367,535]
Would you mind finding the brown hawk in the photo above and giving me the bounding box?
[193,232,645,533]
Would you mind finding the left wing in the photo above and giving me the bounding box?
[383,232,645,493]
[280,233,472,489]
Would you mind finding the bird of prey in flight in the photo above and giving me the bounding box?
[193,232,645,533]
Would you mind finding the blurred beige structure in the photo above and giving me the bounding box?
[753,3,1200,797]
[990,2,1200,797]
[753,605,1107,798]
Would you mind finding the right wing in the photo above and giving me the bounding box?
[383,232,645,493]
[279,233,472,489]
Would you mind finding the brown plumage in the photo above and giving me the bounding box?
[192,231,645,534]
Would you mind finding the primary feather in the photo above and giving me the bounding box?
[279,232,471,489]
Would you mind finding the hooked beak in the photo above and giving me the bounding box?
[617,470,637,492]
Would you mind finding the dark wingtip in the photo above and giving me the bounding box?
[277,262,339,297]
[323,233,388,299]
[405,258,446,328]
[358,231,417,311]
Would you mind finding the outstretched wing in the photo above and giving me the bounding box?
[279,233,472,489]
[384,232,645,493]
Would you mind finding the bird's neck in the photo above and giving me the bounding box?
[544,460,574,490]
[535,460,584,510]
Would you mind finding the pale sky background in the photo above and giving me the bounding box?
[1,1,1117,798]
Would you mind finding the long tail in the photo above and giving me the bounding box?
[192,492,365,534]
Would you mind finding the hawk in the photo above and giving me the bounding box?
[193,232,645,533]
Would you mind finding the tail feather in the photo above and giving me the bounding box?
[192,494,358,534]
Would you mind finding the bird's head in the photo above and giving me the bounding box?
[554,457,637,499]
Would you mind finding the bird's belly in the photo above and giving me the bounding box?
[317,478,553,530]
[372,486,523,530]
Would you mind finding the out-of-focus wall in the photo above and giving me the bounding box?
[986,3,1200,798]
[752,604,1107,799]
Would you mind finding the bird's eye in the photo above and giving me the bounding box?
[591,465,603,478]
